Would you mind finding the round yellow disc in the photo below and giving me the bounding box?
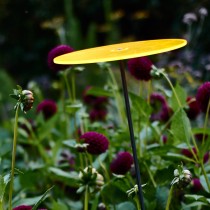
[54,39,187,65]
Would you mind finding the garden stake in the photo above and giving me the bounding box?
[119,60,145,210]
[53,39,188,210]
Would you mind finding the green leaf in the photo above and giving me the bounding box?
[37,114,59,140]
[200,174,210,193]
[129,92,152,121]
[13,195,46,207]
[32,186,54,210]
[52,201,68,210]
[86,87,113,97]
[65,103,82,114]
[63,139,77,148]
[171,109,191,144]
[116,201,136,210]
[170,83,187,111]
[0,175,5,201]
[185,194,210,204]
[49,167,79,187]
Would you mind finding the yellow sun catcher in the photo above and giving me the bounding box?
[54,39,187,65]
[53,38,187,210]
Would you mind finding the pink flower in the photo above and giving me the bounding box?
[196,82,210,113]
[47,44,74,72]
[36,99,57,120]
[80,131,109,155]
[186,96,200,120]
[127,56,153,81]
[110,151,133,175]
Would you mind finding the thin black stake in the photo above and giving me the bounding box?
[119,60,145,210]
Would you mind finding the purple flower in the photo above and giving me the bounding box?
[36,99,57,120]
[186,96,200,120]
[83,86,108,108]
[110,151,133,175]
[191,178,203,192]
[150,93,171,122]
[196,82,210,113]
[13,206,32,210]
[89,108,107,122]
[127,56,153,81]
[80,131,109,155]
[47,44,74,72]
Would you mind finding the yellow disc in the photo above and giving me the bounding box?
[54,39,187,65]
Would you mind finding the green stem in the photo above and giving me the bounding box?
[107,67,126,125]
[134,196,141,210]
[202,99,210,145]
[161,73,182,108]
[144,162,157,188]
[165,185,174,210]
[84,185,89,210]
[0,201,3,210]
[200,161,210,192]
[71,71,76,102]
[63,70,72,102]
[8,105,20,210]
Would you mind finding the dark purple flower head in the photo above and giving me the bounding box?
[13,205,32,210]
[80,131,109,155]
[162,135,168,144]
[127,56,153,81]
[47,44,74,72]
[203,151,209,163]
[89,108,107,122]
[186,96,201,120]
[150,93,171,122]
[191,178,203,192]
[83,86,108,108]
[110,151,133,175]
[181,147,197,158]
[196,81,210,113]
[195,133,208,142]
[36,99,57,120]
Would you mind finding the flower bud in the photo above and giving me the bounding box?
[22,90,34,112]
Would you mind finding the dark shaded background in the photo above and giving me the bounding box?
[0,0,210,85]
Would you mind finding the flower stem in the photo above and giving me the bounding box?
[8,104,20,210]
[165,185,174,210]
[202,99,210,145]
[84,185,89,210]
[107,67,126,126]
[200,160,210,192]
[161,73,182,108]
[134,196,141,210]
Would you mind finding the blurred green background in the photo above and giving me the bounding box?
[0,0,210,85]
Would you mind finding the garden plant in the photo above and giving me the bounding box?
[0,3,209,210]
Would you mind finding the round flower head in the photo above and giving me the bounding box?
[89,108,107,122]
[191,178,203,192]
[83,86,108,108]
[186,96,200,120]
[181,147,197,159]
[150,93,171,122]
[47,44,74,72]
[80,131,109,155]
[36,99,57,120]
[127,56,153,81]
[110,151,133,175]
[196,82,210,113]
[13,205,32,210]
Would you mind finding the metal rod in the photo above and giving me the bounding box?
[119,60,145,210]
